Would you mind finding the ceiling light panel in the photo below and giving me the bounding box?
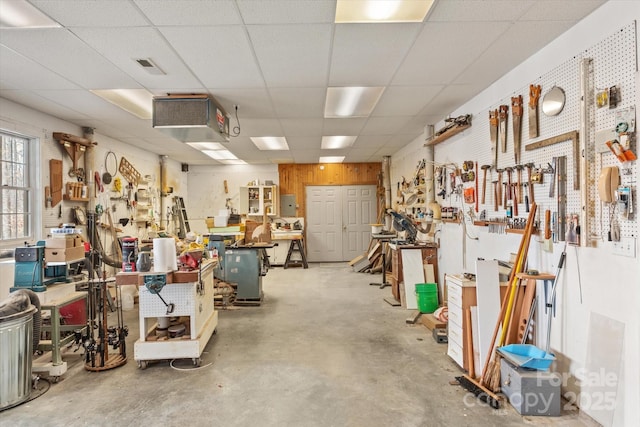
[250,136,289,151]
[324,87,385,118]
[335,0,434,23]
[203,150,238,160]
[321,136,357,149]
[319,156,345,163]
[91,89,153,119]
[187,142,226,151]
[0,0,60,27]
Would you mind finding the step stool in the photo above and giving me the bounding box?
[284,237,308,269]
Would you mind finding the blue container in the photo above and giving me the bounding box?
[497,344,555,371]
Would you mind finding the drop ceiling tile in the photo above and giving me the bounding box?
[429,0,535,22]
[248,24,332,87]
[208,88,275,119]
[392,21,511,86]
[235,118,284,137]
[269,88,326,118]
[70,27,202,89]
[34,89,146,120]
[291,149,324,163]
[322,118,367,135]
[0,89,89,120]
[0,45,79,90]
[237,0,336,24]
[454,21,573,86]
[352,134,392,148]
[133,0,242,25]
[286,136,321,150]
[31,0,149,26]
[159,26,264,89]
[280,119,324,137]
[372,85,443,117]
[360,116,413,136]
[0,29,140,89]
[329,23,421,86]
[419,84,484,117]
[520,0,605,21]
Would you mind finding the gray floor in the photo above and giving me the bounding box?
[3,263,598,426]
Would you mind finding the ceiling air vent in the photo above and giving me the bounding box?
[152,95,230,143]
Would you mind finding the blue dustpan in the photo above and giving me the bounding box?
[497,344,555,370]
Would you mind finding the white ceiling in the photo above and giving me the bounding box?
[0,0,606,165]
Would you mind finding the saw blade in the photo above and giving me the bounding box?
[529,84,541,138]
[489,109,498,166]
[512,95,523,164]
[499,105,508,153]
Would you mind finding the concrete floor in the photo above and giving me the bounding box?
[3,263,599,426]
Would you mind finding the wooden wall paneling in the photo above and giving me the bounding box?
[278,163,381,218]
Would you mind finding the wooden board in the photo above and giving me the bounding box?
[401,249,425,310]
[475,260,501,372]
[50,159,63,207]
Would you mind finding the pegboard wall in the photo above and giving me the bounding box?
[435,21,637,245]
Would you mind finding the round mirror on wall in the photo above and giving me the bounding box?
[542,86,566,116]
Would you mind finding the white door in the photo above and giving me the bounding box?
[306,185,377,262]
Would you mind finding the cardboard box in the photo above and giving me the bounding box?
[45,245,85,263]
[45,235,82,249]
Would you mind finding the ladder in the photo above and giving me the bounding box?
[173,196,190,238]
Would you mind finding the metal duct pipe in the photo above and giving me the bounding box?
[382,156,392,230]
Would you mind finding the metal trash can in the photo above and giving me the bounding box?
[0,302,36,410]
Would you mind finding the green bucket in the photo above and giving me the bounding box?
[415,283,438,314]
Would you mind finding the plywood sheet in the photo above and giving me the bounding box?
[401,249,424,310]
[475,259,501,372]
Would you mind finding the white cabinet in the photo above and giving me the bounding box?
[239,185,278,217]
[445,274,477,372]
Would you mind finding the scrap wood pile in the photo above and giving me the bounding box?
[349,238,390,274]
[457,203,540,409]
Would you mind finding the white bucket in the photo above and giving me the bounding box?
[371,224,383,234]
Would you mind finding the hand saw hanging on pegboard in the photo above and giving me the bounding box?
[499,105,509,154]
[489,109,499,168]
[529,84,541,138]
[511,95,523,165]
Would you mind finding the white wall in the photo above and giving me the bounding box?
[0,97,186,295]
[186,164,278,234]
[391,3,639,426]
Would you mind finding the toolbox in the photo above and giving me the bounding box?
[500,358,562,416]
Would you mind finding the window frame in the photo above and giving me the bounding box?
[0,129,37,250]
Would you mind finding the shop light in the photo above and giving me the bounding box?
[187,142,226,151]
[319,156,345,163]
[217,159,247,165]
[91,89,153,120]
[324,87,384,118]
[0,0,60,28]
[202,149,238,160]
[335,0,434,23]
[321,136,357,149]
[250,136,289,151]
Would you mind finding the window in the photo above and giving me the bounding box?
[1,131,32,244]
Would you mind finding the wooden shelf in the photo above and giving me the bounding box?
[424,123,471,146]
[63,195,89,202]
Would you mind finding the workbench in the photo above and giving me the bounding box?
[133,260,218,369]
[32,281,88,381]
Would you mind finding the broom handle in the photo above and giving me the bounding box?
[498,204,537,345]
[480,203,537,380]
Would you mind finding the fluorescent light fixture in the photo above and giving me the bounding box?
[322,136,357,149]
[0,0,61,28]
[217,159,247,165]
[325,87,384,118]
[250,136,289,151]
[202,149,237,160]
[319,156,345,163]
[91,89,153,119]
[187,142,226,151]
[335,0,434,23]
